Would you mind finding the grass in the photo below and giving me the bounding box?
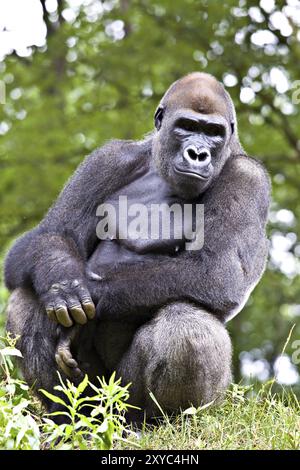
[1,324,300,450]
[1,345,300,450]
[116,385,300,450]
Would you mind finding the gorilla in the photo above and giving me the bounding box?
[5,72,270,422]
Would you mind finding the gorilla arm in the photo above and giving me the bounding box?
[94,156,270,323]
[4,140,143,327]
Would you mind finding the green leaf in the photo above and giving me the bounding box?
[182,406,197,416]
[75,416,94,430]
[6,383,16,395]
[77,374,89,394]
[40,389,66,407]
[13,400,30,414]
[46,411,71,419]
[97,419,109,434]
[0,347,22,358]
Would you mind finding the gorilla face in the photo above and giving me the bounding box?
[169,110,229,184]
[152,72,237,198]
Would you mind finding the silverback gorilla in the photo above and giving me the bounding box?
[5,73,270,421]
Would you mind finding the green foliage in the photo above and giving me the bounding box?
[0,334,40,450]
[0,335,133,450]
[41,372,133,450]
[0,281,8,333]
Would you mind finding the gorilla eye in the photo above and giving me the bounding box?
[176,118,199,133]
[205,124,225,138]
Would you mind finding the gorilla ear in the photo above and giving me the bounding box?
[154,106,164,130]
[230,121,235,134]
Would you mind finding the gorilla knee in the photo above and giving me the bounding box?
[6,288,32,338]
[120,302,232,415]
[147,303,232,412]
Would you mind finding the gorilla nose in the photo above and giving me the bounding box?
[183,146,211,166]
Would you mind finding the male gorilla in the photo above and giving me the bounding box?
[5,73,270,420]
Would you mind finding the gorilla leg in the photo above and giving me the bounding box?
[6,289,59,388]
[5,288,95,416]
[5,288,66,412]
[6,289,110,413]
[6,292,232,422]
[117,302,232,419]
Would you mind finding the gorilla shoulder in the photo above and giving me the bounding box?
[67,138,151,192]
[232,155,270,189]
[88,138,150,168]
[228,155,271,220]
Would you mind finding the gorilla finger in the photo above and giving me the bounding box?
[46,306,57,323]
[55,352,71,377]
[57,347,78,368]
[55,305,73,327]
[68,304,87,325]
[64,357,78,368]
[55,352,82,378]
[56,357,81,379]
[81,300,96,320]
[75,286,95,319]
[71,367,83,378]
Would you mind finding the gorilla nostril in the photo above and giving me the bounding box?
[183,146,211,167]
[198,151,209,161]
[184,146,211,164]
[187,148,198,161]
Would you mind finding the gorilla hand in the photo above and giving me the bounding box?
[55,325,83,378]
[42,279,95,327]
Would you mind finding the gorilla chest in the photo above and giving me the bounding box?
[89,168,201,271]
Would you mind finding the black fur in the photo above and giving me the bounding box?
[5,73,270,420]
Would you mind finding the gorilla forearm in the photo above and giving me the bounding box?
[5,231,84,293]
[4,230,97,327]
[93,239,264,322]
[5,229,39,290]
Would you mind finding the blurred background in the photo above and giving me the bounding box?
[0,0,299,391]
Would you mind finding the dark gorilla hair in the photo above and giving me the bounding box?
[5,72,270,425]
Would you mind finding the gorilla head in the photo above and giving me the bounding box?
[152,72,243,198]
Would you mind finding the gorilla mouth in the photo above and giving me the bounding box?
[174,166,210,180]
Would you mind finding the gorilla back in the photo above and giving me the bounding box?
[5,72,270,421]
